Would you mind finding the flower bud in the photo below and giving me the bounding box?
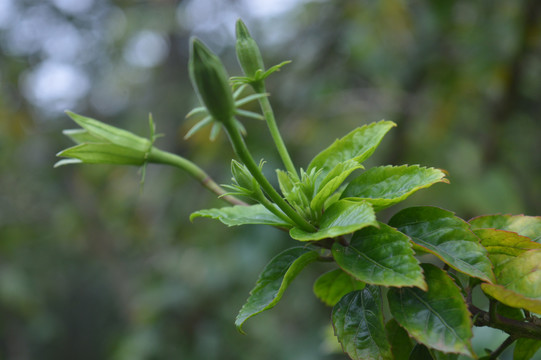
[235,19,265,80]
[55,111,151,167]
[231,159,256,190]
[189,38,235,124]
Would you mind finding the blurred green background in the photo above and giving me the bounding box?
[0,0,540,359]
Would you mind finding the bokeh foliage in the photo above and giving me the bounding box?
[0,0,540,359]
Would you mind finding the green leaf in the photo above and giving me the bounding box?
[473,228,541,268]
[332,223,426,289]
[311,160,363,213]
[57,143,147,166]
[308,120,396,178]
[481,283,541,314]
[470,214,541,243]
[332,286,393,360]
[341,165,448,211]
[290,200,377,241]
[235,247,319,333]
[389,206,495,283]
[480,249,541,313]
[385,319,413,360]
[190,204,292,227]
[408,344,434,360]
[313,269,365,307]
[387,264,474,357]
[513,338,541,360]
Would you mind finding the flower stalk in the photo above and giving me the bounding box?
[235,19,298,179]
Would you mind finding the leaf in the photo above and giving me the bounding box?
[385,319,413,360]
[332,286,393,360]
[311,160,364,213]
[387,264,474,357]
[341,165,448,211]
[332,223,426,289]
[313,269,365,307]
[408,344,434,360]
[513,338,541,360]
[389,206,495,283]
[190,204,292,227]
[308,120,396,178]
[235,247,319,333]
[480,249,541,313]
[473,228,541,268]
[290,200,377,241]
[470,214,541,243]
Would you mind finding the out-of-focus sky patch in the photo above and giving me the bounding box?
[123,30,169,68]
[51,0,94,15]
[21,61,90,114]
[1,0,320,117]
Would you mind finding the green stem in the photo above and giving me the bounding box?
[148,147,247,206]
[255,192,295,226]
[255,83,298,179]
[223,121,316,232]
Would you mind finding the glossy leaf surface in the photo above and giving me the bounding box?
[470,214,541,243]
[389,206,495,283]
[480,249,541,313]
[388,264,474,357]
[290,200,377,241]
[235,247,319,333]
[190,204,292,227]
[332,286,392,360]
[473,228,541,267]
[332,223,426,289]
[313,269,365,307]
[308,120,396,178]
[341,165,448,211]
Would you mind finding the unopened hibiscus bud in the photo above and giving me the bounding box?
[189,38,235,124]
[55,111,151,167]
[235,19,265,80]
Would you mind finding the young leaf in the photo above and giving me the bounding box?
[190,204,292,227]
[480,249,541,314]
[313,269,365,307]
[235,247,319,333]
[332,286,393,360]
[387,264,474,357]
[332,223,426,289]
[341,165,448,211]
[385,319,413,360]
[389,206,495,283]
[308,120,396,178]
[513,338,541,360]
[311,160,363,213]
[470,214,541,243]
[290,200,377,241]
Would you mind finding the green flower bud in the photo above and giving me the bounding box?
[235,19,265,81]
[189,38,235,124]
[55,111,151,167]
[231,159,256,190]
